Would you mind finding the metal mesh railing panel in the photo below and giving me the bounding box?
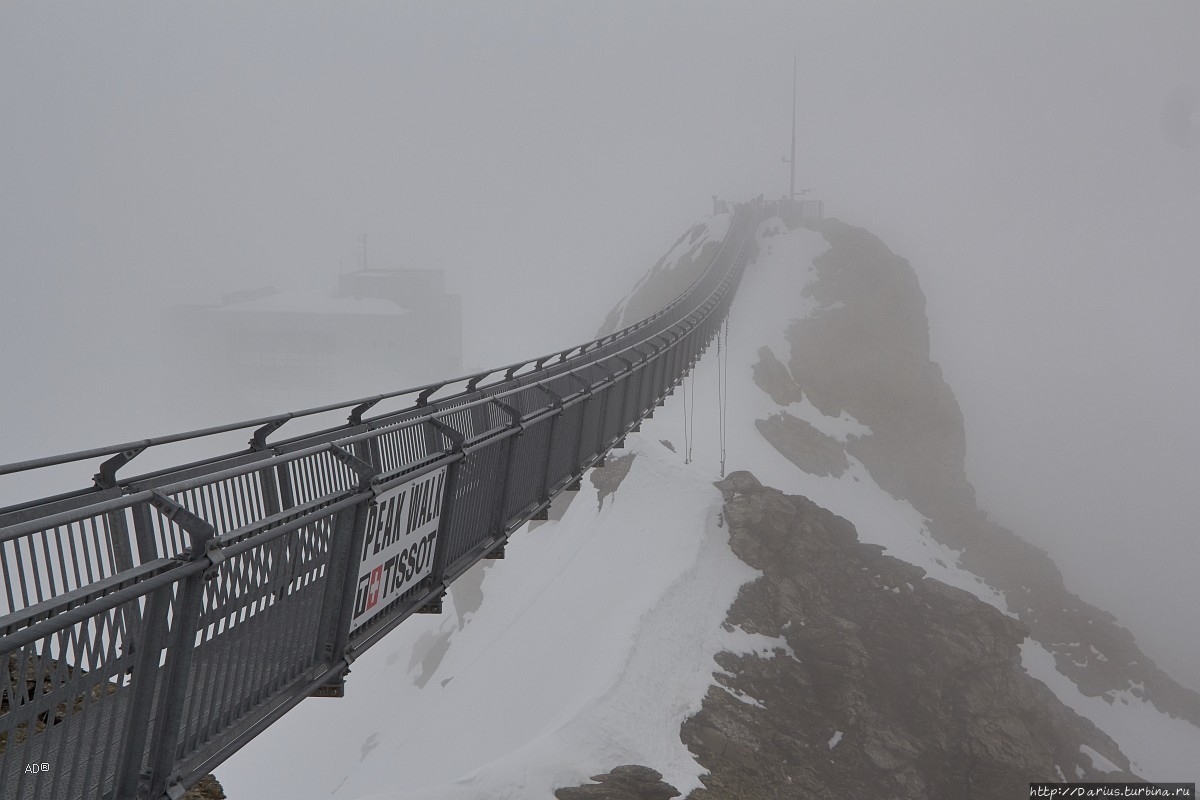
[173,513,334,769]
[0,596,142,800]
[501,417,554,524]
[373,424,434,476]
[0,500,188,619]
[547,403,585,490]
[601,379,628,445]
[575,391,605,464]
[439,441,505,573]
[278,450,357,509]
[168,470,272,539]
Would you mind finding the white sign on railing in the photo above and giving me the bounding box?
[349,466,448,633]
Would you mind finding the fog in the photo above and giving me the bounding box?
[1,0,1197,692]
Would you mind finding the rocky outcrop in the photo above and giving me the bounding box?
[560,213,1200,799]
[787,219,971,533]
[778,218,1200,726]
[554,765,681,800]
[556,470,1137,799]
[182,775,227,800]
[751,346,804,406]
[754,412,848,477]
[677,472,1134,799]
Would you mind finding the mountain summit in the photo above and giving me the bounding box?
[218,211,1200,799]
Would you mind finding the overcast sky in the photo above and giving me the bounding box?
[1,2,1197,687]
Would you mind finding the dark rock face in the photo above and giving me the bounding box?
[182,774,227,800]
[555,470,1138,799]
[751,346,804,406]
[554,765,681,800]
[675,472,1133,800]
[559,215,1200,799]
[788,219,971,532]
[781,218,1200,726]
[754,412,849,477]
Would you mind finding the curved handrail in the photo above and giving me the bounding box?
[0,213,737,487]
[0,202,759,800]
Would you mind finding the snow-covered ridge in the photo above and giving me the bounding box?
[730,218,1200,784]
[217,214,1200,799]
[221,435,756,799]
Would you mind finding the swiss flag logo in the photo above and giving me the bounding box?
[366,565,383,611]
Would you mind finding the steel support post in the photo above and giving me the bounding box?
[469,399,492,439]
[352,432,378,474]
[564,373,591,479]
[649,341,667,408]
[533,385,562,516]
[257,465,282,516]
[629,350,649,427]
[589,369,613,464]
[613,356,635,437]
[141,494,217,800]
[311,501,371,688]
[668,329,683,389]
[317,445,379,667]
[487,399,523,539]
[421,421,442,464]
[112,582,174,800]
[105,508,143,650]
[423,419,465,611]
[130,500,160,563]
[275,462,296,511]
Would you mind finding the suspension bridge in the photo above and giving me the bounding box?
[0,201,793,800]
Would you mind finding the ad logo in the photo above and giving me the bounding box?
[366,565,383,612]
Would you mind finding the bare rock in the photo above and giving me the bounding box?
[752,346,804,406]
[755,411,849,477]
[555,765,680,800]
[786,218,1200,725]
[182,775,226,800]
[682,472,1136,800]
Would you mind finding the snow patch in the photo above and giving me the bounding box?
[1021,639,1200,779]
[220,435,759,800]
[718,684,765,709]
[766,386,873,443]
[1079,744,1120,774]
[666,221,1015,617]
[217,213,1200,799]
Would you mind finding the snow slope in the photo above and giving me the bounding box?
[218,216,1200,798]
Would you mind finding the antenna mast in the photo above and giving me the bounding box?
[789,55,797,203]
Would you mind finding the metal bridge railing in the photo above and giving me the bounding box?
[0,203,757,800]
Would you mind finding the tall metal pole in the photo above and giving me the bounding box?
[790,55,797,204]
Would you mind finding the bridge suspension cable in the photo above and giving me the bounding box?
[717,316,730,478]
